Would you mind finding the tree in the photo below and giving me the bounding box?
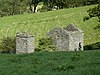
[82,0,99,5]
[33,0,41,13]
[29,0,43,13]
[45,0,98,10]
[25,0,43,13]
[0,0,27,16]
[0,0,99,17]
[86,3,100,29]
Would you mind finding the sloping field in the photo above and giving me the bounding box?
[0,50,100,75]
[0,5,100,46]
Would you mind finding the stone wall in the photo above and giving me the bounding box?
[48,27,70,51]
[69,31,84,51]
[16,32,34,54]
[16,24,83,53]
[48,24,84,51]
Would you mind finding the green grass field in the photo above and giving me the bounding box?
[0,5,100,46]
[0,50,100,75]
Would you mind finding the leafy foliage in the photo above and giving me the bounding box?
[46,0,98,10]
[87,4,100,17]
[85,4,100,28]
[84,42,100,50]
[83,16,90,21]
[0,0,28,17]
[0,0,99,16]
[0,37,16,53]
[35,38,57,52]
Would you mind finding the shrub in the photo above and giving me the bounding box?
[0,37,16,53]
[84,44,92,50]
[84,42,100,50]
[87,6,100,18]
[35,38,57,52]
[39,5,47,12]
[83,16,90,21]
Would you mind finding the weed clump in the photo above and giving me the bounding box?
[83,16,90,21]
[54,63,75,72]
[71,54,81,61]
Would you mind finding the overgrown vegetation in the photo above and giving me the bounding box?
[0,37,16,53]
[84,42,100,50]
[0,51,100,75]
[84,3,100,29]
[83,16,90,21]
[35,38,56,52]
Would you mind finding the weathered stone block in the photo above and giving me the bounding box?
[16,32,34,54]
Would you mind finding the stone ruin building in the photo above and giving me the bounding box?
[48,24,84,51]
[15,24,83,54]
[16,32,34,54]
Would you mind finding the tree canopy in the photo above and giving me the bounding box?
[0,0,99,17]
[86,3,100,29]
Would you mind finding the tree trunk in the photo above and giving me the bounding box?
[33,4,37,13]
[29,4,32,12]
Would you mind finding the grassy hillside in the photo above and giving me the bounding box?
[0,5,100,46]
[0,50,100,75]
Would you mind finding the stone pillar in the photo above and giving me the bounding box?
[16,32,34,54]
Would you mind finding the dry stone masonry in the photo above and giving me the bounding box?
[15,24,84,54]
[48,24,84,51]
[16,32,34,54]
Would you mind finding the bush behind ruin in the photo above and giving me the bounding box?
[0,37,16,53]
